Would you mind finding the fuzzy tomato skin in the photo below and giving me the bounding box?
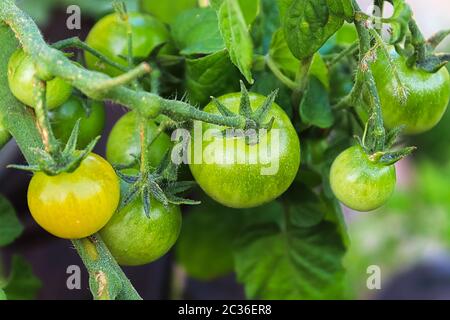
[100,196,181,266]
[371,47,450,135]
[106,111,172,167]
[7,49,72,109]
[27,153,120,239]
[49,96,106,148]
[188,93,301,209]
[85,13,171,77]
[330,146,396,212]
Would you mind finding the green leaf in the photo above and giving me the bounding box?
[269,29,329,89]
[0,289,6,300]
[234,203,347,299]
[176,198,243,280]
[300,77,334,128]
[185,50,240,106]
[388,0,412,44]
[211,0,260,25]
[252,0,281,54]
[3,256,42,300]
[282,0,353,60]
[140,0,198,24]
[217,0,254,83]
[0,195,23,247]
[171,8,225,56]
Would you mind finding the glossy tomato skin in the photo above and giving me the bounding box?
[8,49,72,109]
[188,93,301,209]
[85,13,172,77]
[27,153,120,239]
[100,195,182,266]
[49,96,106,148]
[371,47,450,135]
[330,146,396,212]
[106,111,172,167]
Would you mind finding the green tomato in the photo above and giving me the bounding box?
[7,49,72,109]
[330,145,396,212]
[0,120,11,148]
[100,194,182,266]
[188,93,301,209]
[85,12,172,77]
[371,47,450,134]
[140,0,198,24]
[106,111,172,167]
[49,96,106,148]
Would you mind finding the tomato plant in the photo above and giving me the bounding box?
[85,12,172,77]
[27,153,120,239]
[49,96,106,148]
[371,46,450,135]
[7,48,72,109]
[1,0,450,301]
[188,92,301,209]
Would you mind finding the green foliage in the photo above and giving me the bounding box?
[1,256,42,300]
[0,195,23,247]
[140,0,197,24]
[210,0,260,25]
[0,288,6,300]
[300,77,333,128]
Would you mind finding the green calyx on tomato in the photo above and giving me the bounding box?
[7,49,72,109]
[106,110,172,168]
[188,88,301,209]
[330,145,397,212]
[85,12,172,77]
[27,153,120,239]
[100,190,182,266]
[49,96,106,149]
[371,46,450,135]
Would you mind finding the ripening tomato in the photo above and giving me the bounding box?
[371,47,450,134]
[27,153,120,239]
[330,145,396,212]
[7,49,72,109]
[85,12,172,77]
[106,111,172,167]
[100,194,182,266]
[188,93,301,209]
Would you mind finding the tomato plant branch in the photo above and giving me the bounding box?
[428,29,450,49]
[265,55,297,90]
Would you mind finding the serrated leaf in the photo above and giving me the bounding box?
[3,255,42,300]
[234,217,346,299]
[300,77,334,128]
[186,50,240,106]
[171,8,225,56]
[282,0,352,60]
[0,195,23,247]
[176,198,243,280]
[218,0,254,83]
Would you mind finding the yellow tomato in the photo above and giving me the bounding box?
[27,153,120,239]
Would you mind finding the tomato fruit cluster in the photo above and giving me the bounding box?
[85,12,172,77]
[49,96,106,148]
[330,146,397,212]
[188,93,301,209]
[8,48,72,109]
[27,153,120,239]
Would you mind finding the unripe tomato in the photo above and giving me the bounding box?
[85,13,172,77]
[100,195,182,266]
[49,96,106,148]
[188,93,301,209]
[7,49,72,109]
[371,47,450,134]
[106,111,172,167]
[330,146,396,212]
[27,153,120,239]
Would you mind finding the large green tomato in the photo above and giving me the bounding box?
[330,146,396,212]
[140,0,198,24]
[106,111,172,167]
[27,153,120,239]
[100,194,182,266]
[188,93,301,209]
[371,47,450,134]
[85,13,172,77]
[8,49,72,109]
[49,96,106,148]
